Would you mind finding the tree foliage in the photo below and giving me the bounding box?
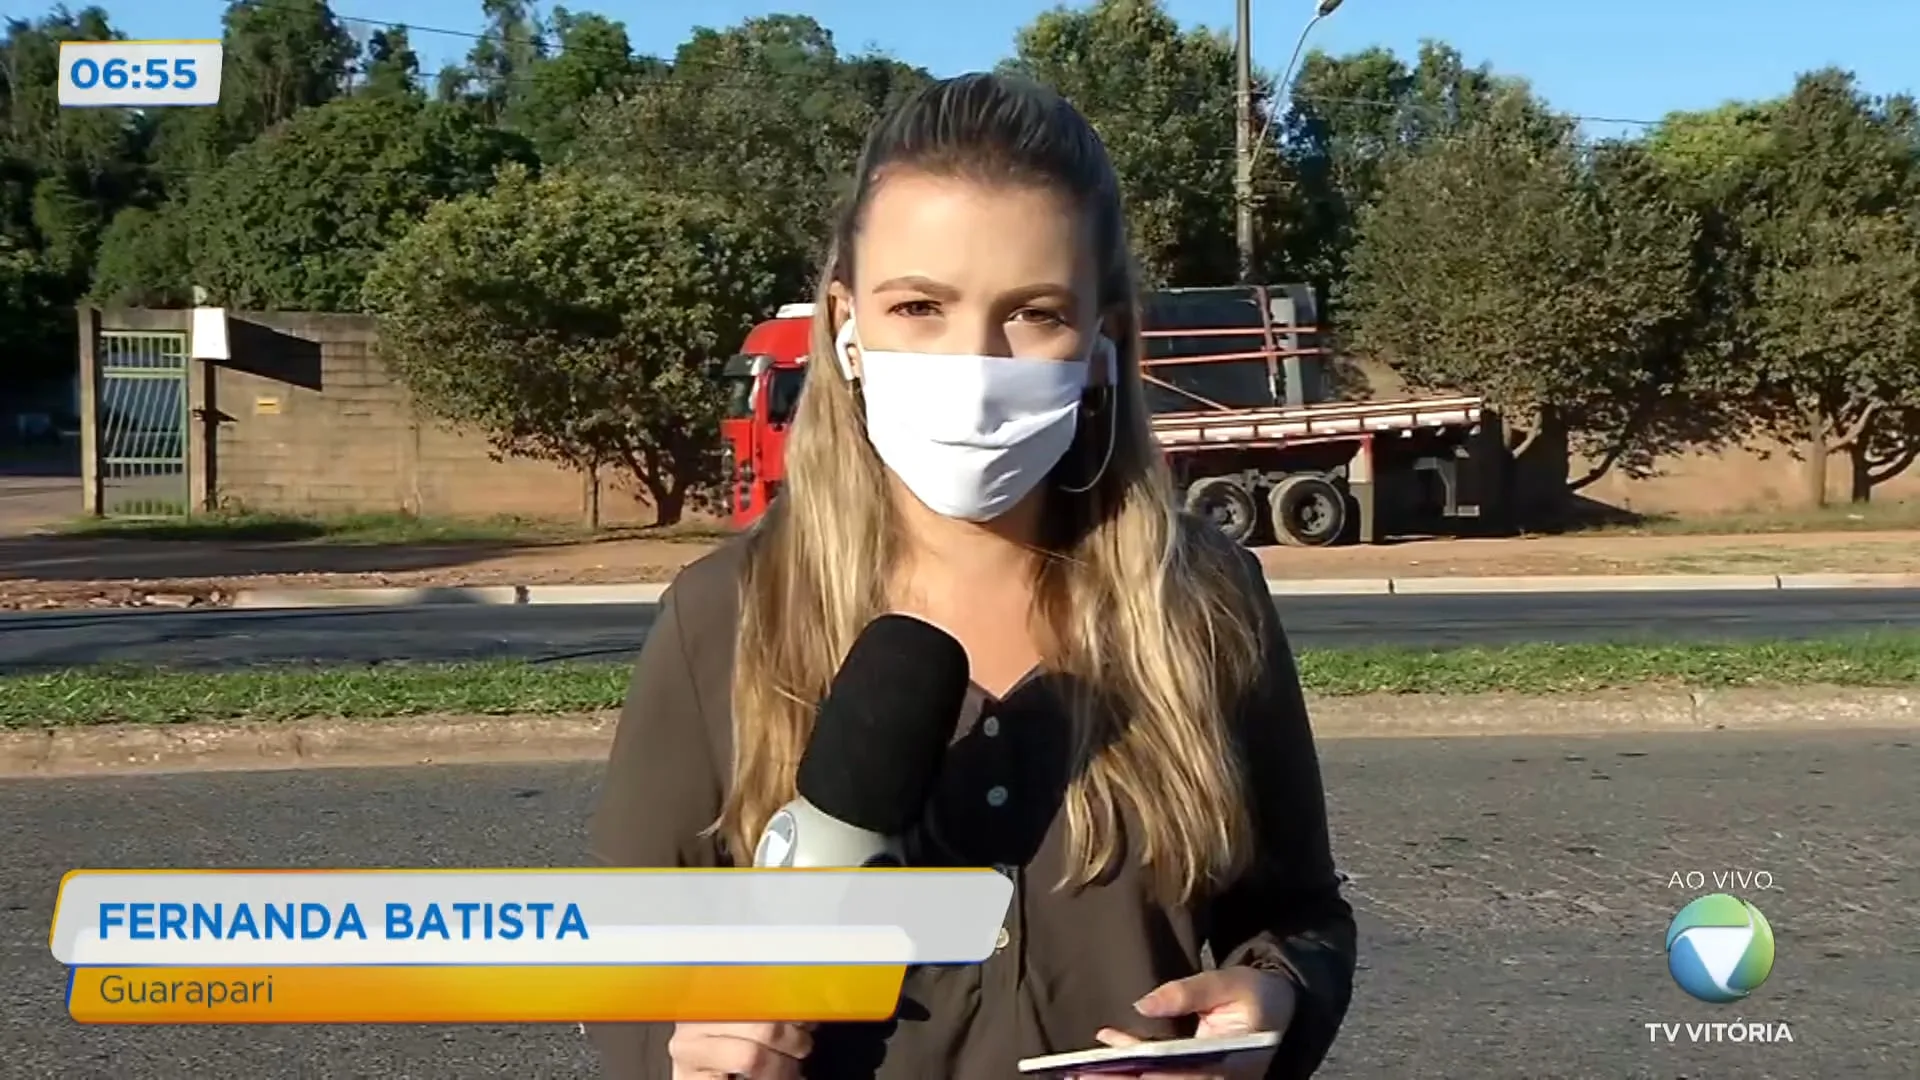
[1,5,153,381]
[1654,70,1920,504]
[572,14,928,296]
[89,203,192,307]
[1343,93,1700,485]
[186,93,534,310]
[1282,41,1525,288]
[363,167,787,523]
[1002,0,1239,286]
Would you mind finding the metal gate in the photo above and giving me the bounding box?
[97,330,191,517]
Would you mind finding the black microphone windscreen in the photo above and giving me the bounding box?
[796,614,972,837]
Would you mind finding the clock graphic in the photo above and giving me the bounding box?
[59,40,223,108]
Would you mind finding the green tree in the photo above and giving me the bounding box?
[147,0,358,192]
[1001,0,1239,287]
[1748,72,1920,505]
[1283,41,1535,292]
[1,6,145,179]
[187,93,535,310]
[1652,71,1920,505]
[514,8,648,160]
[1749,209,1920,503]
[0,6,154,384]
[219,0,356,137]
[462,0,546,125]
[573,14,928,297]
[363,166,787,523]
[1342,97,1701,499]
[1642,100,1777,202]
[0,231,63,376]
[88,203,192,307]
[361,25,422,98]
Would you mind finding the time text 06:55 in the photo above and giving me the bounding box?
[58,41,223,108]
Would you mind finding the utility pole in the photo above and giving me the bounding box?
[1236,1,1348,286]
[1233,0,1256,284]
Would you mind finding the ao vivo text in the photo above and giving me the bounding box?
[1666,869,1775,891]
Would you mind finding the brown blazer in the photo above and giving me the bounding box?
[586,538,1356,1079]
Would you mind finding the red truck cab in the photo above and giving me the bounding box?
[716,303,813,529]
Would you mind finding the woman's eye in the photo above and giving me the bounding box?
[1012,308,1067,326]
[890,300,940,318]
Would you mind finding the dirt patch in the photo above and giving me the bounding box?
[0,535,714,610]
[1252,529,1920,580]
[3,529,1916,611]
[4,686,1913,778]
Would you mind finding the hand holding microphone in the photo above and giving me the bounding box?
[667,614,972,1080]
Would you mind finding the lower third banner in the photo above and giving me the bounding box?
[50,868,1012,1024]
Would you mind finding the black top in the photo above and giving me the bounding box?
[587,536,1357,1079]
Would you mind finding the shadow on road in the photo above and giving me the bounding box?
[0,448,80,478]
[0,445,81,538]
[0,534,551,583]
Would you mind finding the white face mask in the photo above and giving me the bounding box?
[835,316,1117,522]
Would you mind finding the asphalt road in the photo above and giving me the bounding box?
[3,589,1918,671]
[2,730,1914,1078]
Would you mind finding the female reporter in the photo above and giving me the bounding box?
[589,72,1355,1080]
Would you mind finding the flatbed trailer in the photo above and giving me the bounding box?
[1139,286,1488,546]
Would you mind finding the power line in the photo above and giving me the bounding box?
[286,0,1674,129]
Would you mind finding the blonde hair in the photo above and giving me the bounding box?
[719,74,1266,903]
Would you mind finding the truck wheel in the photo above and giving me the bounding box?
[1270,474,1348,547]
[1185,477,1259,546]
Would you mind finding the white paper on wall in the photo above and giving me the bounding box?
[190,307,229,360]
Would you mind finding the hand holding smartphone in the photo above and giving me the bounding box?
[1016,1030,1281,1076]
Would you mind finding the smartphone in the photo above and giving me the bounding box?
[1017,1031,1282,1075]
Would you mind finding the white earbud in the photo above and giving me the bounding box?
[1091,335,1118,386]
[833,317,859,381]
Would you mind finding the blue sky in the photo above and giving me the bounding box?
[38,0,1920,138]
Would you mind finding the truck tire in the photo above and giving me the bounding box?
[1185,476,1259,546]
[1270,473,1348,547]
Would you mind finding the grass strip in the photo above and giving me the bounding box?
[4,634,1918,728]
[1292,634,1920,695]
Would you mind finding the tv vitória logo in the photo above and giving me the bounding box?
[1666,893,1775,1003]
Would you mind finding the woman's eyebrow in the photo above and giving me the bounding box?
[870,275,962,299]
[1001,283,1080,307]
[868,277,1083,310]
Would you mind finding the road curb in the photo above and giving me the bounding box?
[0,713,623,778]
[229,586,525,609]
[523,583,670,604]
[225,571,1920,608]
[1778,572,1920,590]
[4,689,1914,778]
[1268,578,1394,596]
[1389,573,1785,594]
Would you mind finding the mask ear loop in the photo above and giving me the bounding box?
[1057,337,1118,496]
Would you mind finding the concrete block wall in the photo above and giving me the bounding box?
[196,311,655,523]
[1342,357,1920,514]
